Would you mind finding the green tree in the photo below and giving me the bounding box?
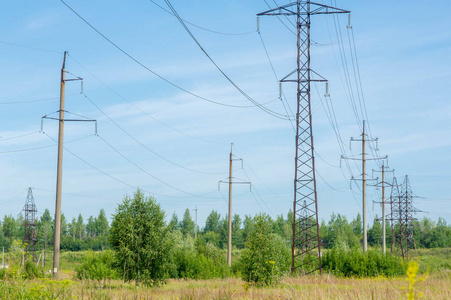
[76,214,85,240]
[327,213,359,250]
[68,217,77,241]
[180,209,195,237]
[232,214,244,249]
[239,214,290,286]
[87,216,96,238]
[61,213,68,236]
[109,189,173,286]
[96,209,109,237]
[203,210,221,233]
[368,216,382,247]
[3,215,19,245]
[242,214,255,244]
[40,209,52,224]
[168,212,179,231]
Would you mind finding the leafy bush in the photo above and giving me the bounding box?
[169,231,230,279]
[322,247,406,277]
[23,256,44,279]
[76,250,116,283]
[239,214,291,286]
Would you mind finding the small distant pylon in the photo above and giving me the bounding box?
[22,187,38,260]
[387,176,419,260]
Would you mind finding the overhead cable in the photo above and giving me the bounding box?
[82,92,226,175]
[148,0,256,36]
[60,0,283,111]
[162,0,291,120]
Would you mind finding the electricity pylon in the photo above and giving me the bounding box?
[22,187,38,259]
[386,176,419,259]
[258,1,350,274]
[342,120,386,253]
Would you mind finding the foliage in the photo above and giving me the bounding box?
[0,279,75,299]
[109,189,173,286]
[75,250,116,282]
[169,231,230,279]
[322,247,407,277]
[239,214,290,286]
[180,209,195,237]
[23,255,44,279]
[405,261,428,300]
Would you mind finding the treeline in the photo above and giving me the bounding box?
[168,209,451,251]
[0,207,450,252]
[0,209,109,251]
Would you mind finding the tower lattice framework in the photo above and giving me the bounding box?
[258,1,349,274]
[23,187,38,258]
[388,176,417,259]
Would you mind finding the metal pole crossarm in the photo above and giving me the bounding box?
[50,51,96,278]
[257,1,350,16]
[280,68,328,83]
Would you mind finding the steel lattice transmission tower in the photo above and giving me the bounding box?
[22,187,38,258]
[388,176,418,260]
[258,1,349,274]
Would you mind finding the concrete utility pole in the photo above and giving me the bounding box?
[228,146,233,266]
[372,163,393,255]
[342,120,385,253]
[194,207,198,240]
[382,165,386,254]
[362,121,367,252]
[218,144,250,267]
[53,51,67,278]
[43,51,91,278]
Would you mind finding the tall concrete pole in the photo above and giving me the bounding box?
[382,164,386,254]
[227,144,233,267]
[53,51,67,278]
[362,120,367,253]
[194,207,198,240]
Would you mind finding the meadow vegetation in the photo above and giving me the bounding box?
[0,189,450,298]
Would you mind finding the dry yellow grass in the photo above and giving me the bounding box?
[2,270,450,299]
[68,270,451,299]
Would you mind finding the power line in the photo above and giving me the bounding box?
[42,132,212,199]
[162,0,291,120]
[0,131,40,142]
[148,0,256,36]
[96,134,222,199]
[60,0,282,111]
[67,54,229,146]
[82,92,226,175]
[257,29,296,130]
[0,40,62,54]
[0,134,93,154]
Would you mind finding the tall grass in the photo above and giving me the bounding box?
[0,275,449,299]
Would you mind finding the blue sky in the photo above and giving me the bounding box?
[0,0,450,227]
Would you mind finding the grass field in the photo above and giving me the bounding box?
[0,271,450,299]
[1,248,450,299]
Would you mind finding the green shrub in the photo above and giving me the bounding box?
[239,214,291,286]
[169,231,230,279]
[23,256,44,279]
[322,247,406,277]
[0,268,6,280]
[75,250,116,283]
